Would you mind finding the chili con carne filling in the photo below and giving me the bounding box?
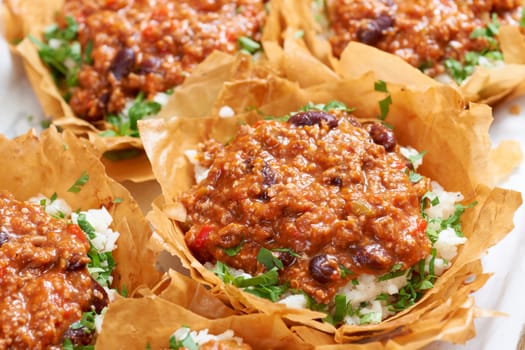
[325,0,522,77]
[0,192,107,349]
[44,0,267,122]
[181,109,431,304]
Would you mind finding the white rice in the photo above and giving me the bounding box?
[218,105,235,118]
[171,326,243,347]
[29,194,72,218]
[185,149,210,184]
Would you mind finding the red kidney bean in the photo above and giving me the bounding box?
[110,48,135,80]
[288,111,339,128]
[309,254,339,283]
[368,123,396,152]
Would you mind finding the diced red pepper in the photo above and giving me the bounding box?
[192,225,212,250]
[67,223,89,246]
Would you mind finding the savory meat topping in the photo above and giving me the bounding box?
[181,109,431,304]
[0,191,107,349]
[56,0,267,120]
[326,0,522,76]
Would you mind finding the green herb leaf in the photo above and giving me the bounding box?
[224,240,244,257]
[238,36,262,55]
[68,171,89,193]
[272,247,301,258]
[106,92,161,137]
[374,80,388,93]
[332,294,348,323]
[378,263,405,281]
[359,311,382,325]
[340,265,353,278]
[256,247,283,270]
[407,150,427,169]
[408,171,423,183]
[169,327,198,350]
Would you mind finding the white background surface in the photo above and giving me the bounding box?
[1,28,524,349]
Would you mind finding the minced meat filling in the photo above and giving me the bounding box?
[326,0,522,76]
[0,192,106,349]
[60,0,267,120]
[181,110,431,304]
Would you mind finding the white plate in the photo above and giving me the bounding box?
[1,32,523,350]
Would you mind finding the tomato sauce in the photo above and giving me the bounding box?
[182,110,431,304]
[0,192,104,349]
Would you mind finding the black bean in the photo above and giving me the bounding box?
[357,14,393,46]
[375,14,394,31]
[0,232,8,247]
[261,162,277,186]
[110,48,135,80]
[276,250,296,267]
[330,176,343,187]
[352,244,393,271]
[257,190,270,201]
[288,111,339,128]
[98,92,110,105]
[309,254,339,284]
[66,257,87,271]
[92,278,109,314]
[63,327,94,346]
[139,56,160,74]
[368,123,396,152]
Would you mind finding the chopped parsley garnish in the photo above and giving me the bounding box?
[113,197,123,204]
[169,327,198,350]
[440,201,478,237]
[77,213,116,288]
[339,265,353,278]
[41,119,52,129]
[105,92,161,137]
[378,262,405,281]
[224,240,244,257]
[29,16,85,90]
[70,310,97,332]
[408,171,423,183]
[359,311,382,325]
[257,247,284,270]
[63,338,94,350]
[238,36,262,55]
[407,150,427,169]
[272,247,301,258]
[212,261,287,302]
[445,13,503,84]
[300,100,355,113]
[68,171,89,193]
[374,80,392,122]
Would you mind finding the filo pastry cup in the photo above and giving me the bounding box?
[96,269,312,349]
[1,0,285,181]
[265,0,525,106]
[0,127,160,293]
[138,62,522,348]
